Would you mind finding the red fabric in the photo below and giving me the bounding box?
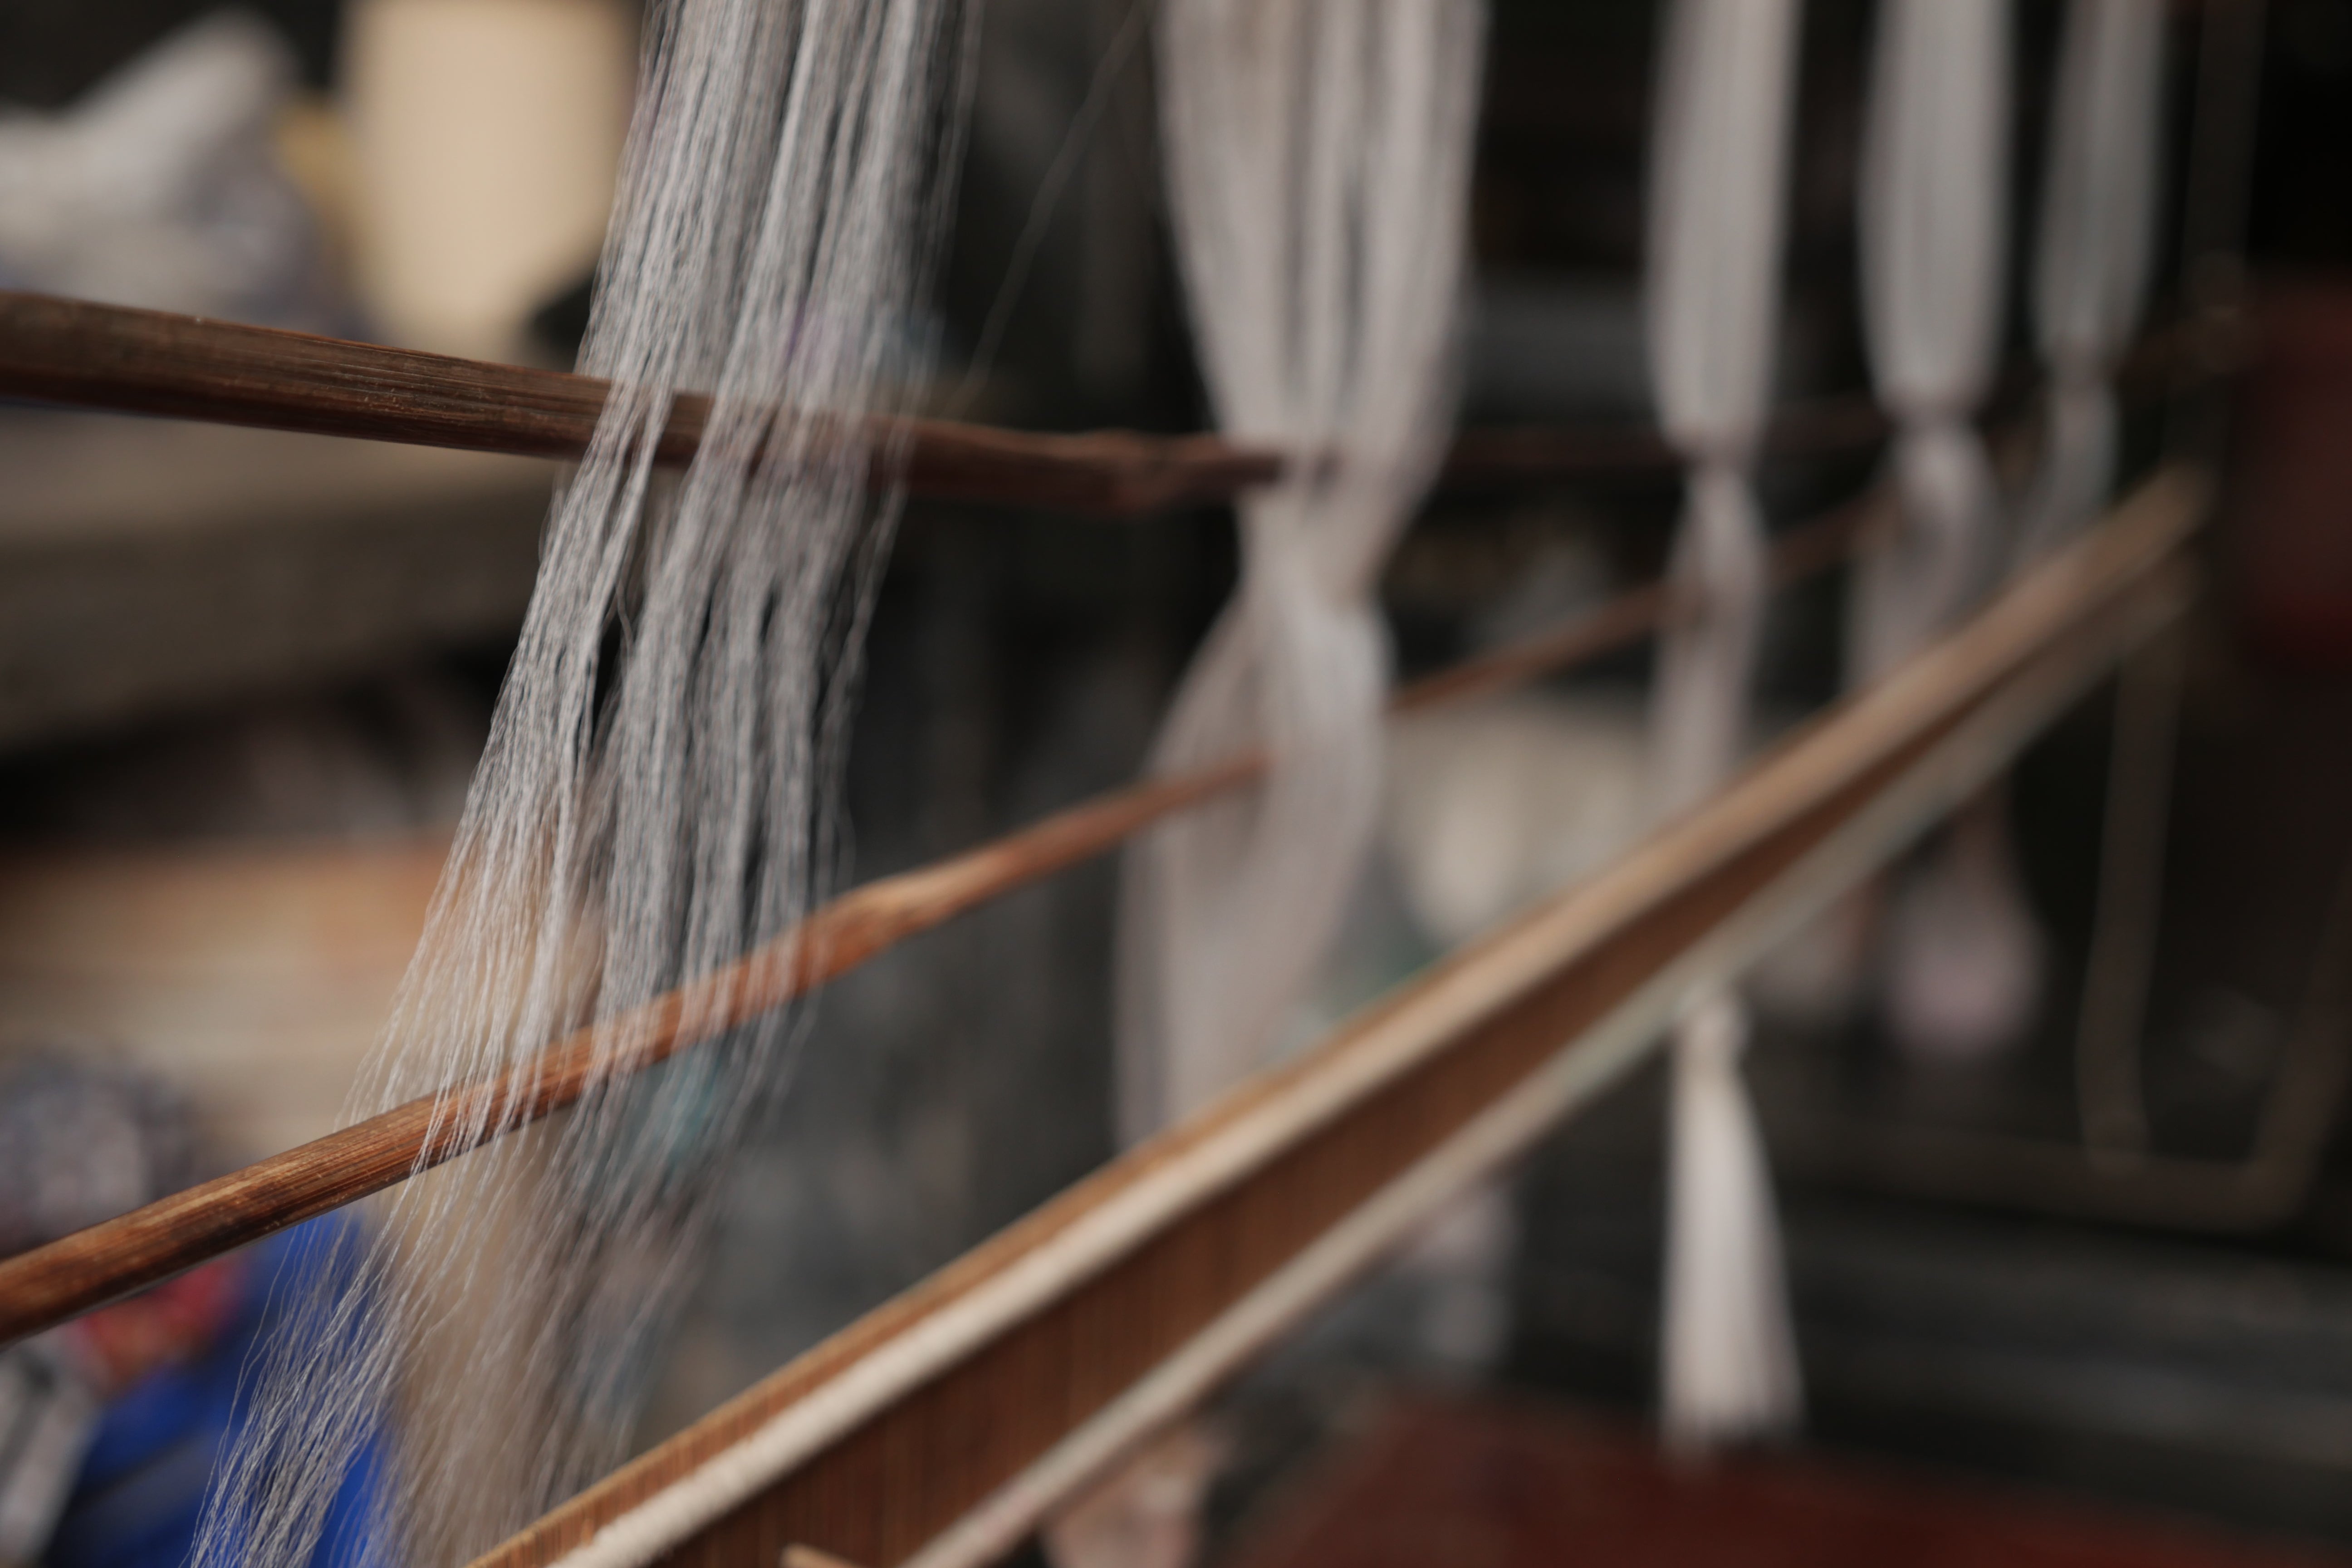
[2232,280,2352,672]
[62,1254,249,1396]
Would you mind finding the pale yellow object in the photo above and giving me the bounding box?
[344,0,632,359]
[275,93,358,278]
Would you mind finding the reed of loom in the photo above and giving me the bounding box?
[0,290,2211,1568]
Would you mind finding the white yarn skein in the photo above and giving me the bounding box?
[1852,0,2010,679]
[1118,0,1484,1141]
[2016,0,2166,564]
[1663,995,1798,1437]
[1645,0,1806,1450]
[1852,0,2045,1069]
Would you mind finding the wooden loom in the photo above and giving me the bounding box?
[0,291,2204,1568]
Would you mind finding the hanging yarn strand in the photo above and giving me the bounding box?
[1117,0,1485,1141]
[1854,0,2046,1070]
[1645,0,1805,1450]
[2017,0,2167,563]
[191,0,977,1563]
[1852,0,2010,679]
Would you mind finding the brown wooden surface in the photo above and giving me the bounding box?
[465,475,2197,1568]
[1223,1396,2342,1568]
[0,497,1874,1348]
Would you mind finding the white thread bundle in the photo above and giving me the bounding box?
[1645,0,1804,1449]
[1852,0,2010,679]
[1853,0,2044,1068]
[193,0,975,1562]
[1117,0,1484,1141]
[2017,0,2166,562]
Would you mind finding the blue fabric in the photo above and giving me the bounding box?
[44,1215,384,1568]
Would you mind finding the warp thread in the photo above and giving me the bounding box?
[1854,0,2045,1068]
[2017,0,2167,563]
[1644,0,1806,1450]
[192,0,977,1563]
[1117,0,1484,1140]
[1852,0,2010,680]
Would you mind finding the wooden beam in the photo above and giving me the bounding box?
[468,471,2202,1568]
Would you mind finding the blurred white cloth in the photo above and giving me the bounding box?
[0,12,329,327]
[1884,808,2048,1062]
[1385,692,1648,948]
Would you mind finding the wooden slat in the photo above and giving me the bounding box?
[470,471,2201,1568]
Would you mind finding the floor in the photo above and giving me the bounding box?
[1219,1395,2350,1568]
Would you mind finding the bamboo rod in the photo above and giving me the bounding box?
[0,291,1281,517]
[0,289,1897,514]
[0,497,1877,1346]
[471,470,2203,1568]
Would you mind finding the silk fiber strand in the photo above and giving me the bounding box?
[2018,0,2166,561]
[193,1,975,1562]
[1644,0,1806,1448]
[1117,0,1485,1139]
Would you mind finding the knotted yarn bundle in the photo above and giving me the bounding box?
[2017,0,2166,562]
[1644,0,1805,1450]
[193,0,977,1562]
[1117,0,1484,1141]
[1854,0,2045,1068]
[1852,0,2010,680]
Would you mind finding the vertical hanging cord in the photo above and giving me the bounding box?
[2016,0,2167,564]
[1852,0,2010,682]
[1070,13,1484,1557]
[1853,0,2047,1068]
[1644,0,1805,1450]
[1117,0,1483,1142]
